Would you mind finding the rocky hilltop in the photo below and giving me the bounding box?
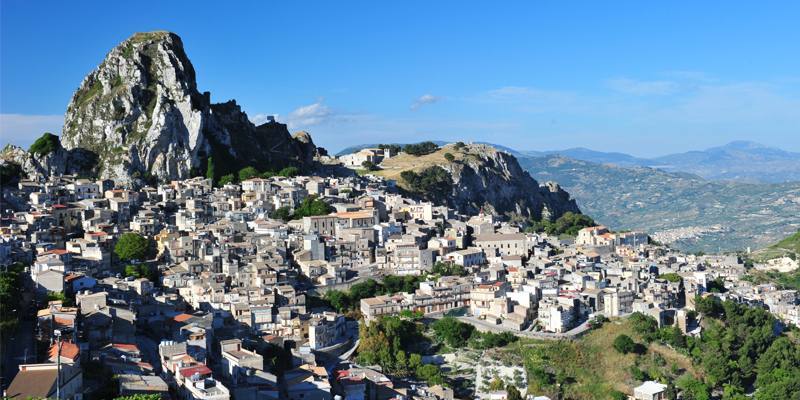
[372,143,580,220]
[3,31,320,185]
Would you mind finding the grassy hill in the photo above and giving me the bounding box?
[369,143,466,189]
[753,229,800,261]
[489,318,699,399]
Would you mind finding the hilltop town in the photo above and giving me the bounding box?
[1,144,798,400]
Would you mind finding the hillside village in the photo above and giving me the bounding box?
[1,144,799,400]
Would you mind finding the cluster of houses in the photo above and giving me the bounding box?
[1,163,798,400]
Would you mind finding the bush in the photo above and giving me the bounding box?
[400,166,451,198]
[431,261,468,276]
[278,166,300,177]
[443,152,455,162]
[205,157,215,181]
[431,317,475,348]
[403,141,439,156]
[29,132,60,156]
[238,166,260,181]
[361,160,379,171]
[115,232,151,262]
[292,196,333,219]
[527,211,596,236]
[270,206,292,221]
[218,173,235,186]
[613,334,636,354]
[416,364,445,385]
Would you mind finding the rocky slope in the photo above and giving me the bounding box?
[372,143,581,220]
[6,31,319,185]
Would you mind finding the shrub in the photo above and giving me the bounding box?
[205,157,215,181]
[114,232,151,262]
[527,211,596,236]
[292,196,333,219]
[443,152,455,162]
[218,173,235,186]
[278,166,300,177]
[238,166,260,181]
[613,334,636,354]
[29,132,60,156]
[403,141,439,156]
[361,160,378,171]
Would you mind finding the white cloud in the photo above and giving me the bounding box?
[410,94,441,110]
[606,78,678,95]
[286,101,333,129]
[0,114,64,148]
[249,113,280,125]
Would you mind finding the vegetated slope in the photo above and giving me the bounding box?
[519,155,800,253]
[752,229,800,261]
[495,317,699,399]
[371,143,580,220]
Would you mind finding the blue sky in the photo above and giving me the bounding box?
[1,1,799,156]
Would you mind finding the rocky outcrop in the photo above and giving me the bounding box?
[393,143,580,220]
[444,144,579,220]
[1,141,97,182]
[60,31,318,184]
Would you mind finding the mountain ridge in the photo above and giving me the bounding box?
[337,140,800,183]
[2,31,320,185]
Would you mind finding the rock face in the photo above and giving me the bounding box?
[444,144,580,220]
[59,31,317,184]
[1,142,97,181]
[384,143,581,220]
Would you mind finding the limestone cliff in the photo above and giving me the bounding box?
[376,143,581,220]
[56,31,317,184]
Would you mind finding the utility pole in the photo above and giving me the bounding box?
[54,329,62,400]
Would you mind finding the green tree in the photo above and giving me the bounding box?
[29,132,60,156]
[238,166,260,181]
[403,141,440,156]
[292,196,333,219]
[431,317,475,348]
[205,157,215,181]
[613,334,636,354]
[271,206,292,221]
[278,166,300,177]
[324,290,351,312]
[114,232,151,262]
[417,364,445,385]
[218,173,235,186]
[361,160,378,171]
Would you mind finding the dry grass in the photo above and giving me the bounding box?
[372,144,467,188]
[505,318,697,399]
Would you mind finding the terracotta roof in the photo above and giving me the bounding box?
[49,341,80,361]
[113,343,140,352]
[179,364,212,378]
[46,249,69,255]
[173,313,193,322]
[53,316,74,328]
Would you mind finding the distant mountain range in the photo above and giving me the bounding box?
[338,140,800,184]
[518,155,800,253]
[338,140,800,252]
